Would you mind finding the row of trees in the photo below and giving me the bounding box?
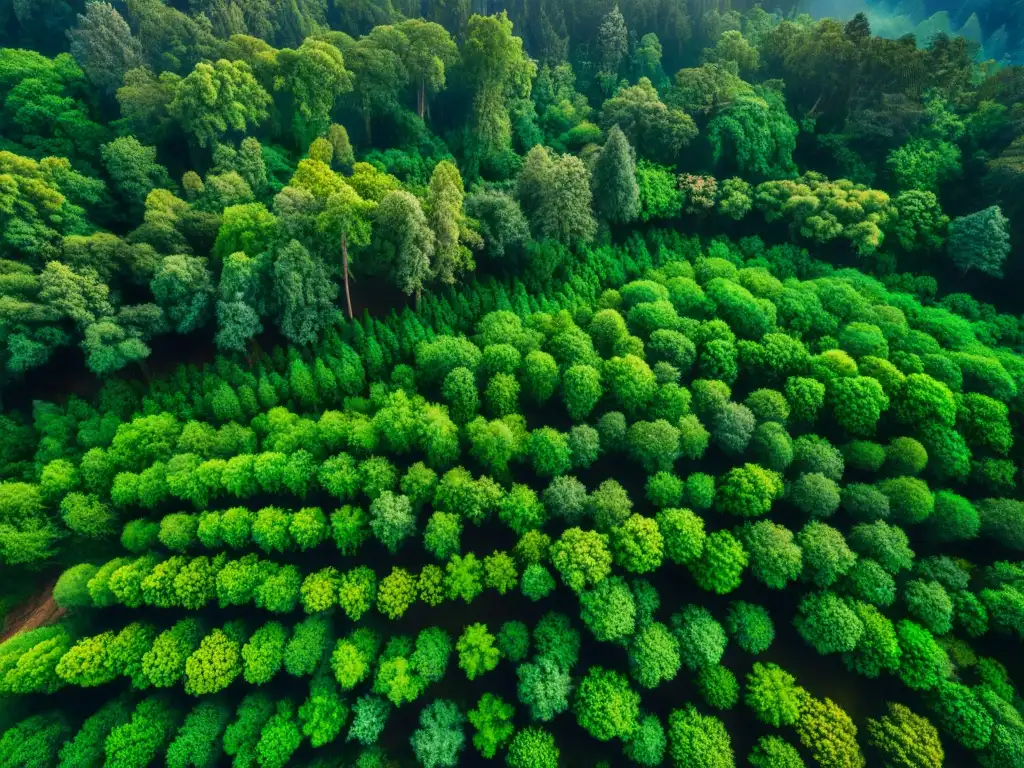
[2,231,1023,765]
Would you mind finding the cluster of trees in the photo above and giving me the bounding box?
[0,1,1021,396]
[2,224,1024,765]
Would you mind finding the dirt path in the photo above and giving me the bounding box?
[0,583,64,642]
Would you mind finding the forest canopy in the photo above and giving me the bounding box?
[0,1,1023,767]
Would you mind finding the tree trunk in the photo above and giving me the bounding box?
[415,285,421,311]
[342,231,354,320]
[363,113,372,143]
[418,81,426,120]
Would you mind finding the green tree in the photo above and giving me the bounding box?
[517,145,596,247]
[456,623,499,681]
[591,125,639,223]
[601,78,698,164]
[410,699,466,768]
[169,59,271,147]
[865,703,944,768]
[574,666,640,741]
[689,530,747,594]
[947,206,1011,277]
[672,605,727,671]
[550,527,612,592]
[467,693,514,759]
[506,727,559,768]
[745,662,803,728]
[667,705,735,768]
[374,190,435,307]
[517,654,571,721]
[795,695,865,768]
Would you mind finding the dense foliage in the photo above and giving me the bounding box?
[0,1,1023,767]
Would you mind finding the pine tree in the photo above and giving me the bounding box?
[591,125,640,224]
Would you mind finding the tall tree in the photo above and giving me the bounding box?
[374,190,434,308]
[271,239,337,345]
[517,146,596,247]
[278,39,354,148]
[168,59,271,147]
[590,125,640,224]
[67,2,145,95]
[462,12,536,165]
[597,6,628,86]
[100,137,173,216]
[395,19,458,119]
[342,27,409,143]
[948,206,1011,277]
[600,78,698,165]
[427,160,479,286]
[317,183,375,319]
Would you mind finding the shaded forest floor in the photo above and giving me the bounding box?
[1,581,63,642]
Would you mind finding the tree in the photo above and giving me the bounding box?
[947,206,1011,277]
[550,527,612,592]
[184,626,243,696]
[427,160,477,287]
[745,662,803,728]
[104,696,181,768]
[150,255,214,334]
[506,727,559,768]
[101,137,172,215]
[165,699,232,768]
[456,623,499,681]
[749,736,806,768]
[241,621,288,685]
[410,699,466,768]
[626,713,667,766]
[689,530,747,594]
[865,703,943,768]
[68,2,144,95]
[667,705,735,768]
[299,673,348,748]
[460,11,532,164]
[317,182,374,320]
[169,59,271,147]
[517,145,596,247]
[223,693,274,767]
[895,620,950,691]
[580,575,636,642]
[848,522,915,575]
[574,666,640,741]
[795,696,866,768]
[278,38,353,145]
[347,694,390,746]
[255,699,303,768]
[591,125,639,223]
[657,507,706,565]
[708,86,797,179]
[629,621,681,688]
[271,239,337,346]
[725,601,775,655]
[795,592,864,654]
[517,655,571,721]
[797,522,857,588]
[716,463,784,518]
[369,492,416,554]
[467,693,514,758]
[465,189,529,262]
[672,605,727,671]
[562,364,602,421]
[601,78,698,164]
[377,567,417,619]
[611,514,664,573]
[374,190,435,307]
